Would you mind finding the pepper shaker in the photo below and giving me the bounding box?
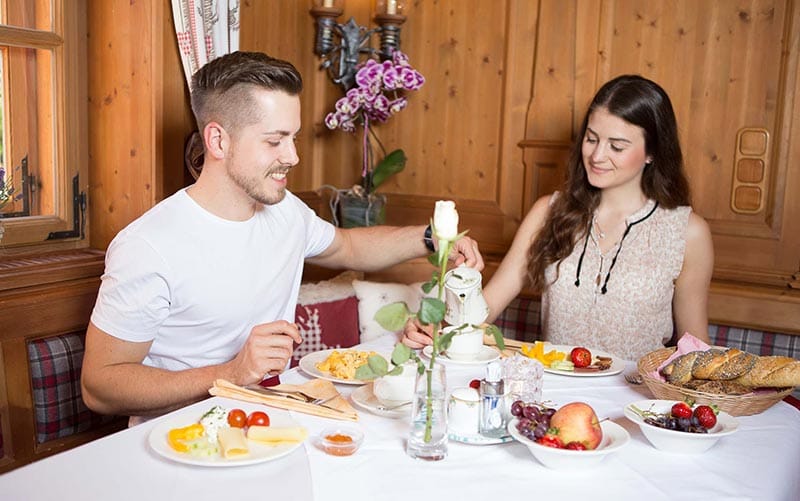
[479,361,508,437]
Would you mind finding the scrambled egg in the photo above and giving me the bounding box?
[316,350,377,380]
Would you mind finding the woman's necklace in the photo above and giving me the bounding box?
[593,218,606,239]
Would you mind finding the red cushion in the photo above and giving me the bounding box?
[291,296,360,367]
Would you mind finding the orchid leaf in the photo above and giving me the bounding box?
[421,277,437,294]
[418,297,445,325]
[369,149,407,191]
[355,364,377,380]
[367,354,389,374]
[374,302,411,331]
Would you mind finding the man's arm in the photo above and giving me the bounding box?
[307,225,483,271]
[81,320,301,417]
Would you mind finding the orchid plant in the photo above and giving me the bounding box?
[356,201,504,443]
[324,50,424,196]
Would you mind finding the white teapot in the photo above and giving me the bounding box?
[443,265,489,326]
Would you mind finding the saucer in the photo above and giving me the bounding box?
[350,383,411,419]
[422,345,500,366]
[448,431,513,445]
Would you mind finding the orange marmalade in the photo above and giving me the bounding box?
[322,433,357,456]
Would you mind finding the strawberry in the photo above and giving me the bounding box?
[536,435,564,449]
[468,379,481,390]
[565,441,586,450]
[570,347,592,368]
[693,405,717,429]
[671,402,693,419]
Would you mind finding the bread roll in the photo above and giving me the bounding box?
[733,356,800,388]
[691,348,756,380]
[661,351,700,384]
[681,379,751,395]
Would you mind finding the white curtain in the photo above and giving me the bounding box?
[172,0,240,178]
[172,0,240,88]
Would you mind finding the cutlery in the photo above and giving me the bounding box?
[624,372,643,385]
[375,400,412,412]
[245,385,344,411]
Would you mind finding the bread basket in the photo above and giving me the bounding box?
[637,347,794,416]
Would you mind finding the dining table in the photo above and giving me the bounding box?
[1,334,798,501]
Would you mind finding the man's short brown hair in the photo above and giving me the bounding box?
[190,51,303,134]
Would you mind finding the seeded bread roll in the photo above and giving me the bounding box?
[661,351,701,384]
[681,379,751,395]
[732,356,800,388]
[691,348,757,380]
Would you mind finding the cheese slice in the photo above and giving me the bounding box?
[247,425,308,444]
[217,427,249,458]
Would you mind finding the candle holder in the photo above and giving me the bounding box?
[310,0,406,91]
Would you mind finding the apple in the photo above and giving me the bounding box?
[548,402,603,450]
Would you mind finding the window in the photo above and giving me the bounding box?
[0,0,87,252]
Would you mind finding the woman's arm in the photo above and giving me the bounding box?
[482,194,552,323]
[672,212,714,344]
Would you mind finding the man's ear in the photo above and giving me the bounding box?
[203,122,228,160]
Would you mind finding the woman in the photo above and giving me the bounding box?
[404,75,714,361]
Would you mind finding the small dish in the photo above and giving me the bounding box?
[318,427,364,457]
[623,399,739,453]
[350,383,411,419]
[508,418,630,469]
[448,432,513,445]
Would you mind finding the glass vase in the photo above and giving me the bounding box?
[406,363,448,461]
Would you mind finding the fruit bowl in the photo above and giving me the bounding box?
[507,418,630,469]
[623,399,739,454]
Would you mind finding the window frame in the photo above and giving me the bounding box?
[0,0,88,254]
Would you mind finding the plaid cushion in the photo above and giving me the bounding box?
[494,297,542,343]
[28,333,118,444]
[709,325,800,359]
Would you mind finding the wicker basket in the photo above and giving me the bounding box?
[637,347,794,416]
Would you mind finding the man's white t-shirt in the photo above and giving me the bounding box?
[90,188,335,371]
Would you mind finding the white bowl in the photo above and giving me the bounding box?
[623,399,739,454]
[507,418,630,469]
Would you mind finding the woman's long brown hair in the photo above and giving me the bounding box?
[526,75,691,292]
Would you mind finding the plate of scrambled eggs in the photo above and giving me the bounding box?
[299,349,380,385]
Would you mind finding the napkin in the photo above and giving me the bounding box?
[649,333,711,381]
[209,379,358,421]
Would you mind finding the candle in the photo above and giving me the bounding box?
[386,0,397,14]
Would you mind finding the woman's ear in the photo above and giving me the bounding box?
[203,122,228,160]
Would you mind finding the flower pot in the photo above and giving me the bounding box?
[337,191,386,228]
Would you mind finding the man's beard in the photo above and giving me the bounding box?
[226,158,288,206]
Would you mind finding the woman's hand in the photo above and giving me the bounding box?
[401,317,434,349]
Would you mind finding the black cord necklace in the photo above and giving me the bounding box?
[574,201,659,294]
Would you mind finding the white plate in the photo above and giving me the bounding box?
[540,344,624,377]
[623,399,739,453]
[350,383,411,419]
[448,432,513,445]
[298,349,376,385]
[421,345,500,366]
[148,403,305,467]
[508,418,630,469]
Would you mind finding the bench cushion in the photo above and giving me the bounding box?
[27,333,117,444]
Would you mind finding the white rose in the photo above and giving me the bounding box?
[433,200,459,240]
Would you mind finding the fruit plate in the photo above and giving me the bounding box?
[541,345,624,377]
[507,418,629,469]
[623,399,739,454]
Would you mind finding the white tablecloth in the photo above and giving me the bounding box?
[1,335,798,501]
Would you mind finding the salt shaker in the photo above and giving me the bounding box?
[479,361,508,438]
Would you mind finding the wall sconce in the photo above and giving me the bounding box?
[310,0,406,91]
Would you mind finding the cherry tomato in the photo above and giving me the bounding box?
[570,347,592,368]
[246,411,270,427]
[227,409,247,428]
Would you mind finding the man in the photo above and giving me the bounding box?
[81,52,482,421]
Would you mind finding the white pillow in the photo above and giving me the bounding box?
[298,270,362,305]
[352,280,430,342]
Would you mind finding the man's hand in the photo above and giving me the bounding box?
[448,236,484,271]
[401,317,434,349]
[227,320,303,385]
